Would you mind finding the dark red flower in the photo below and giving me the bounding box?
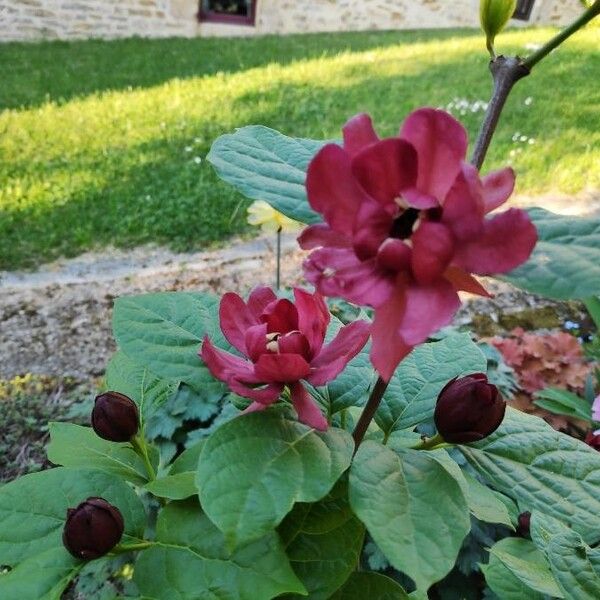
[92,391,139,442]
[517,511,531,536]
[299,109,537,380]
[200,286,370,430]
[63,497,124,560]
[434,373,506,443]
[585,431,600,451]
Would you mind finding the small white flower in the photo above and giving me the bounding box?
[193,156,202,164]
[524,97,533,106]
[184,146,193,153]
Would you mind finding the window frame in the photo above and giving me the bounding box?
[513,0,536,21]
[197,0,257,26]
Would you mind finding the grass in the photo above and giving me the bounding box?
[0,27,599,270]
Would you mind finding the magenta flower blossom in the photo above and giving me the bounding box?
[200,286,370,430]
[299,108,537,381]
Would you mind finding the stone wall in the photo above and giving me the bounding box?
[0,0,586,43]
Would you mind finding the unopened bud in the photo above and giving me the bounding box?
[517,511,531,536]
[62,497,124,559]
[434,374,506,444]
[92,391,139,442]
[480,0,517,55]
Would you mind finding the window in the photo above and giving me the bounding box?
[198,1,256,25]
[513,0,536,21]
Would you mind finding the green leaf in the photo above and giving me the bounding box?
[279,488,365,600]
[105,351,179,426]
[112,292,227,397]
[504,208,600,300]
[349,441,470,591]
[197,412,354,547]
[168,439,205,475]
[463,471,514,528]
[0,468,146,566]
[207,125,326,225]
[375,334,487,435]
[330,572,410,599]
[481,550,546,600]
[533,387,593,422]
[134,500,305,600]
[145,473,197,500]
[530,513,600,600]
[584,296,600,330]
[461,408,600,543]
[488,538,563,597]
[47,423,149,485]
[0,547,82,600]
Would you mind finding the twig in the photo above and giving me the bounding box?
[352,377,389,450]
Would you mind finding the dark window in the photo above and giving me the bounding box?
[513,0,535,21]
[198,1,256,25]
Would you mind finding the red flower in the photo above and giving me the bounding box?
[299,109,537,380]
[200,286,370,430]
[585,431,600,451]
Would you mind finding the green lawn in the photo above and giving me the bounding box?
[0,27,599,270]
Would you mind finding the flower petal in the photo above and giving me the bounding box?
[219,292,257,354]
[289,381,328,430]
[278,331,311,359]
[297,224,351,250]
[245,323,268,362]
[453,208,538,275]
[352,199,393,260]
[399,279,461,347]
[377,238,412,272]
[351,138,417,208]
[200,337,259,384]
[303,247,394,307]
[306,144,370,236]
[411,221,455,284]
[294,288,330,357]
[229,380,284,403]
[482,167,515,213]
[343,113,380,157]
[444,266,491,298]
[441,164,485,241]
[262,299,299,334]
[370,286,412,382]
[254,353,311,383]
[247,286,278,319]
[400,108,468,203]
[308,319,371,386]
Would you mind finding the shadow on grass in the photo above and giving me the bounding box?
[0,28,481,110]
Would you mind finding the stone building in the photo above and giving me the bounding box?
[0,0,585,43]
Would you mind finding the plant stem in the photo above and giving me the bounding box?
[471,1,600,169]
[524,1,600,70]
[412,433,446,451]
[352,377,389,450]
[112,541,154,554]
[131,435,156,482]
[276,226,282,290]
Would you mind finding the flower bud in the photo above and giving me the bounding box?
[480,0,517,55]
[91,391,139,442]
[62,497,124,559]
[434,373,506,444]
[517,511,531,537]
[585,432,600,451]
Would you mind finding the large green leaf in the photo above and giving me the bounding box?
[0,468,146,566]
[0,547,82,600]
[330,572,409,599]
[47,423,149,485]
[112,292,227,397]
[481,549,546,600]
[375,334,487,435]
[134,500,305,600]
[461,408,600,543]
[533,387,593,422]
[207,125,326,224]
[279,486,365,600]
[144,473,197,500]
[105,351,179,426]
[197,412,354,547]
[349,441,470,592]
[530,513,600,599]
[504,208,600,299]
[488,538,563,598]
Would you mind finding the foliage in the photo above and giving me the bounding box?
[1,27,600,269]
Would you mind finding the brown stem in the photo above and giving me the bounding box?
[471,56,530,169]
[352,377,389,450]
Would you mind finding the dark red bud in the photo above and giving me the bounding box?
[91,391,139,442]
[434,373,506,444]
[517,511,531,537]
[585,432,600,451]
[62,497,124,559]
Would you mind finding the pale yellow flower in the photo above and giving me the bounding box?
[247,200,302,233]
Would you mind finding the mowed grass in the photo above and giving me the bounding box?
[0,27,599,270]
